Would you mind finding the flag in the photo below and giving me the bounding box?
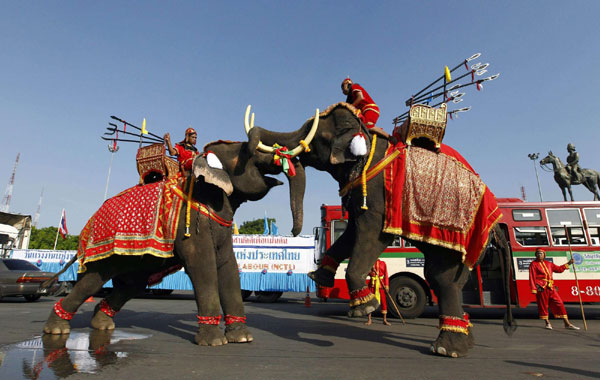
[58,208,68,239]
[233,222,239,235]
[263,212,269,235]
[444,65,452,82]
[270,221,278,235]
[141,118,148,135]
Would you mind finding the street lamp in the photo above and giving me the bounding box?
[104,144,119,201]
[528,153,544,202]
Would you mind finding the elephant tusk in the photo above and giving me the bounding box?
[244,105,276,153]
[289,108,319,158]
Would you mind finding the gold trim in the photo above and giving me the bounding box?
[339,147,402,197]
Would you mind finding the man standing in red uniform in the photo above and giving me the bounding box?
[341,78,395,143]
[164,128,198,173]
[365,259,391,326]
[529,248,579,330]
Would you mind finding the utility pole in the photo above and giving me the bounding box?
[1,153,20,212]
[33,187,44,228]
[528,153,544,202]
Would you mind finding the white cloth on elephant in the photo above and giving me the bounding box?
[349,134,368,156]
[206,152,224,169]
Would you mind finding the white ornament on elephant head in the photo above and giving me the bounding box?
[349,133,368,156]
[205,152,223,169]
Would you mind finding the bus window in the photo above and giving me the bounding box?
[514,226,549,246]
[331,220,348,245]
[584,208,600,246]
[512,209,542,221]
[547,209,587,246]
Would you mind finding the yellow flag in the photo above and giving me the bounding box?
[444,66,452,82]
[233,222,239,235]
[141,118,148,135]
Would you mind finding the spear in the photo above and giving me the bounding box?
[409,67,491,105]
[105,125,163,143]
[110,115,163,140]
[563,225,588,330]
[101,136,157,145]
[410,53,481,101]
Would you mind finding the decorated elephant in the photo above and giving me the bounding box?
[243,103,514,357]
[43,131,313,346]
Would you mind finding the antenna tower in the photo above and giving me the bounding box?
[1,153,20,213]
[520,186,526,201]
[33,187,44,228]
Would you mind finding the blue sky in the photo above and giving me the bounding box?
[1,1,599,236]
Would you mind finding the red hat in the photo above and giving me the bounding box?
[342,77,352,85]
[185,127,197,136]
[535,248,546,255]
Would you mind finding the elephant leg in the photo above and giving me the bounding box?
[44,271,108,335]
[421,246,471,358]
[345,214,393,318]
[91,272,150,330]
[216,238,252,343]
[308,220,357,287]
[175,224,227,346]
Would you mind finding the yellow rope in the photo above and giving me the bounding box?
[185,177,194,237]
[299,140,310,153]
[361,135,377,210]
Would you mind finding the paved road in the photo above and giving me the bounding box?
[1,292,599,380]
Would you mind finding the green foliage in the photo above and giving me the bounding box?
[29,226,79,250]
[238,218,276,235]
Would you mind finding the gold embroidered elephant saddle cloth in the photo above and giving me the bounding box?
[382,144,502,268]
[77,178,186,273]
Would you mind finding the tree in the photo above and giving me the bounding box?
[238,218,276,235]
[29,226,79,250]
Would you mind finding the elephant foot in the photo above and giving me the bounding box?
[91,303,116,331]
[347,297,379,318]
[430,330,470,358]
[307,268,334,288]
[195,325,227,346]
[42,332,69,349]
[225,323,253,343]
[43,312,71,335]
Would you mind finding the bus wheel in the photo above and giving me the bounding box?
[388,277,426,319]
[254,291,283,303]
[241,290,253,301]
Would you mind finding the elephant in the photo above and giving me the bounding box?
[243,103,514,357]
[42,132,312,346]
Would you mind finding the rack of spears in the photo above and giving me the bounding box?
[102,116,179,183]
[393,53,499,149]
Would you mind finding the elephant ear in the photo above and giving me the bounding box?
[192,154,233,196]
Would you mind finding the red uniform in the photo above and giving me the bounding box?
[174,143,198,172]
[529,259,570,320]
[347,83,380,129]
[368,259,389,314]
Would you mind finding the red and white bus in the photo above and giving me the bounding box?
[313,200,600,318]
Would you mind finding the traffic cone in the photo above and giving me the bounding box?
[85,296,94,303]
[304,286,311,307]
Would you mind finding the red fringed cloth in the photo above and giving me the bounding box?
[77,177,186,273]
[382,144,502,268]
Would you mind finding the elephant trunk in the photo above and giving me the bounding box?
[288,161,305,236]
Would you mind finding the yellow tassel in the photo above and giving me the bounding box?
[185,177,194,237]
[444,65,452,82]
[361,135,377,210]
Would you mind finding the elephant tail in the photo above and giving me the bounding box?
[493,225,517,336]
[39,254,78,290]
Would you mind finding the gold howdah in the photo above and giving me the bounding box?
[136,143,179,183]
[400,103,447,149]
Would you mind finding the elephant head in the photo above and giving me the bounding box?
[242,104,372,176]
[192,133,306,236]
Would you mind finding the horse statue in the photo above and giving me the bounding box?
[540,151,600,201]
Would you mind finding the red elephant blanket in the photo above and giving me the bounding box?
[382,144,502,268]
[77,177,186,273]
